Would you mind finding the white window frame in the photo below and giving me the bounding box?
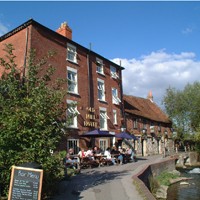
[67,43,77,63]
[67,66,78,94]
[112,87,121,105]
[99,139,108,152]
[67,139,79,154]
[96,58,104,75]
[67,99,79,128]
[110,66,119,79]
[113,110,117,125]
[133,118,137,128]
[97,78,105,101]
[99,107,109,130]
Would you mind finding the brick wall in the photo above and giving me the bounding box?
[0,21,124,151]
[0,26,31,76]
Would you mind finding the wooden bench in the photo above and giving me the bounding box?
[115,158,121,164]
[123,154,132,163]
[64,156,81,171]
[98,157,114,167]
[80,157,98,169]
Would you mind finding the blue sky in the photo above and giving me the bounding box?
[0,1,200,110]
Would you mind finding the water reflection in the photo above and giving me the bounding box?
[167,168,200,200]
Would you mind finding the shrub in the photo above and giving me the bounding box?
[148,175,160,194]
[59,150,68,159]
[0,44,74,198]
[155,170,179,186]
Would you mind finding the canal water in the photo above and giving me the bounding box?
[167,167,200,200]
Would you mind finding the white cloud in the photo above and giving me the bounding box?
[182,28,192,34]
[0,21,8,36]
[182,24,196,35]
[111,49,200,110]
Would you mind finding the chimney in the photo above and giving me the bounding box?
[147,91,153,101]
[56,22,72,40]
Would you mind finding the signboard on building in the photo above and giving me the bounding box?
[150,126,155,133]
[84,107,98,128]
[8,166,43,200]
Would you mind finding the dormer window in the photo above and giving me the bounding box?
[67,43,77,63]
[96,58,104,74]
[110,66,119,79]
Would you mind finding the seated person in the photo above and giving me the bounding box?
[86,148,94,160]
[78,148,86,161]
[112,146,123,165]
[93,146,101,155]
[66,148,78,169]
[104,147,117,165]
[126,147,135,162]
[118,146,123,153]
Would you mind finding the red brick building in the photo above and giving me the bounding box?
[123,92,174,156]
[0,19,125,153]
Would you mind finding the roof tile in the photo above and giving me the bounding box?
[124,94,171,123]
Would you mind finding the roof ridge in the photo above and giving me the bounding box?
[0,19,124,70]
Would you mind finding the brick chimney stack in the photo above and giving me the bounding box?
[147,91,153,101]
[56,22,72,40]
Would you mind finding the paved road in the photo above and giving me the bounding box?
[50,154,169,200]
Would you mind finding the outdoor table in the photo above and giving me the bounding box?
[94,155,108,167]
[80,156,97,169]
[111,154,120,157]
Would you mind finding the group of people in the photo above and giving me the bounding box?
[65,146,101,169]
[108,146,135,165]
[65,146,135,169]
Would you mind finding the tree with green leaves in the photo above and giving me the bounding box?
[162,81,200,141]
[0,44,71,198]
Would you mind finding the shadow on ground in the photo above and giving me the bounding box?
[48,169,132,200]
[135,157,148,161]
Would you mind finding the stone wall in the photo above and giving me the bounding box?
[132,153,198,200]
[122,136,174,157]
[175,152,198,167]
[132,158,176,200]
[138,159,176,189]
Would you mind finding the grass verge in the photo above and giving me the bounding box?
[133,180,148,200]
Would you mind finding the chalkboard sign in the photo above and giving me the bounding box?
[8,166,43,200]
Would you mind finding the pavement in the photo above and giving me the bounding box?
[50,154,171,200]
